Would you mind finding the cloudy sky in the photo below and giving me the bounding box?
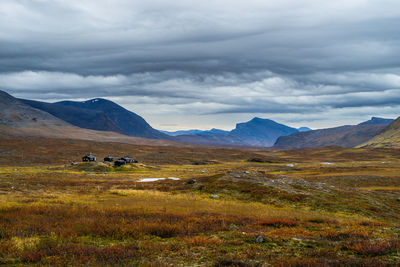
[1,0,400,130]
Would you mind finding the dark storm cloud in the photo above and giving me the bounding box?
[1,0,400,129]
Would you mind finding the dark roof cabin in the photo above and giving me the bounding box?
[82,154,96,162]
[104,156,114,162]
[114,159,126,167]
[119,157,138,163]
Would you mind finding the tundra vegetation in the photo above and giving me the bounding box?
[0,137,400,266]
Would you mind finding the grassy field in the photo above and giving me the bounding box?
[1,137,400,266]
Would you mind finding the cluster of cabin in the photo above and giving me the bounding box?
[82,154,138,167]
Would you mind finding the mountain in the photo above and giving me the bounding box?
[17,93,300,147]
[358,117,394,125]
[175,117,298,147]
[0,90,69,128]
[13,94,296,147]
[229,117,298,147]
[161,129,205,136]
[202,128,230,135]
[174,132,242,146]
[358,117,400,148]
[20,99,124,134]
[162,128,229,136]
[274,124,387,149]
[24,98,169,140]
[0,90,180,146]
[298,127,311,132]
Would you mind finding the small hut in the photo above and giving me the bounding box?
[104,156,114,162]
[82,154,96,162]
[119,157,138,163]
[114,159,126,167]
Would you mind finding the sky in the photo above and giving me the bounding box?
[1,0,400,131]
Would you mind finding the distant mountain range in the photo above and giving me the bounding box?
[1,90,399,149]
[174,117,300,147]
[163,126,310,137]
[163,120,311,147]
[274,117,394,149]
[230,117,299,147]
[161,128,229,136]
[21,94,307,147]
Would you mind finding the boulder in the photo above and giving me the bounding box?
[187,179,197,185]
[256,236,264,243]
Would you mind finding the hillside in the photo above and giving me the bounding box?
[174,132,242,147]
[274,124,387,149]
[55,99,169,140]
[0,90,70,128]
[359,117,400,148]
[20,99,124,134]
[0,90,178,147]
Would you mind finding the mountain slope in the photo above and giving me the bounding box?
[229,117,298,147]
[204,128,230,135]
[173,132,242,146]
[0,90,179,147]
[274,124,387,149]
[0,90,69,128]
[20,99,124,134]
[358,117,394,125]
[358,117,400,148]
[52,98,169,140]
[175,117,298,147]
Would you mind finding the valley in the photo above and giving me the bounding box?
[1,90,400,265]
[2,1,400,266]
[0,137,400,265]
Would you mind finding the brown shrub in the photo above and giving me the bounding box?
[343,240,400,256]
[320,229,369,241]
[274,257,384,267]
[21,243,140,264]
[0,205,248,241]
[0,240,17,261]
[358,221,385,227]
[184,235,222,247]
[307,218,338,225]
[258,218,299,228]
[306,218,325,224]
[273,258,322,267]
[215,258,262,267]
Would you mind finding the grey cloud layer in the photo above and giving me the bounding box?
[0,0,400,129]
[1,70,399,113]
